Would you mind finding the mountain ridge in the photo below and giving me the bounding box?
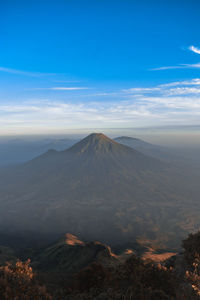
[0,133,190,250]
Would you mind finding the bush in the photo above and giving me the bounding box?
[0,259,52,299]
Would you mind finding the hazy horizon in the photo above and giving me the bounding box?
[0,126,200,148]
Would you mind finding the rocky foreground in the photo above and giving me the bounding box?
[1,232,200,299]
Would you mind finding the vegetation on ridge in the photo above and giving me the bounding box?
[1,232,200,299]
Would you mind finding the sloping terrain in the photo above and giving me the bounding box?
[35,233,118,274]
[1,232,200,299]
[114,136,178,162]
[0,138,78,166]
[0,133,197,249]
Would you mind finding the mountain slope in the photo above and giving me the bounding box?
[114,136,178,161]
[35,233,118,274]
[0,133,193,249]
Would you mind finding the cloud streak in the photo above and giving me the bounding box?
[151,63,200,71]
[151,45,200,71]
[189,45,200,55]
[123,78,200,96]
[159,78,200,87]
[35,87,89,91]
[151,66,183,71]
[0,66,56,77]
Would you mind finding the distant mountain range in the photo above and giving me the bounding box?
[0,133,197,251]
[0,134,180,166]
[114,136,176,161]
[0,138,78,166]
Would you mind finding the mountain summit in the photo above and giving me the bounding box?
[68,133,122,156]
[63,133,165,172]
[0,132,183,249]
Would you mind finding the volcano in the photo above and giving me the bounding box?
[0,133,188,249]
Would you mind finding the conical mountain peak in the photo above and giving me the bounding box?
[67,133,120,155]
[83,133,115,143]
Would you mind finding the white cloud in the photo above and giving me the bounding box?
[124,79,200,97]
[159,78,200,87]
[165,87,200,96]
[46,87,89,90]
[31,87,89,91]
[151,63,200,71]
[123,87,161,93]
[0,66,55,77]
[1,77,200,134]
[182,63,200,68]
[151,66,183,71]
[151,45,200,70]
[1,91,200,134]
[189,45,200,55]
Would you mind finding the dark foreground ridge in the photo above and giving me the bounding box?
[1,232,200,299]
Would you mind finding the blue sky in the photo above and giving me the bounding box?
[1,0,200,135]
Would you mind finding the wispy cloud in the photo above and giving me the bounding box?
[151,44,200,71]
[47,87,89,90]
[1,92,200,133]
[183,63,200,68]
[159,78,200,87]
[123,87,161,93]
[189,45,200,55]
[0,66,56,77]
[1,78,200,133]
[123,78,200,97]
[164,87,200,96]
[151,66,183,71]
[32,87,89,91]
[151,63,200,71]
